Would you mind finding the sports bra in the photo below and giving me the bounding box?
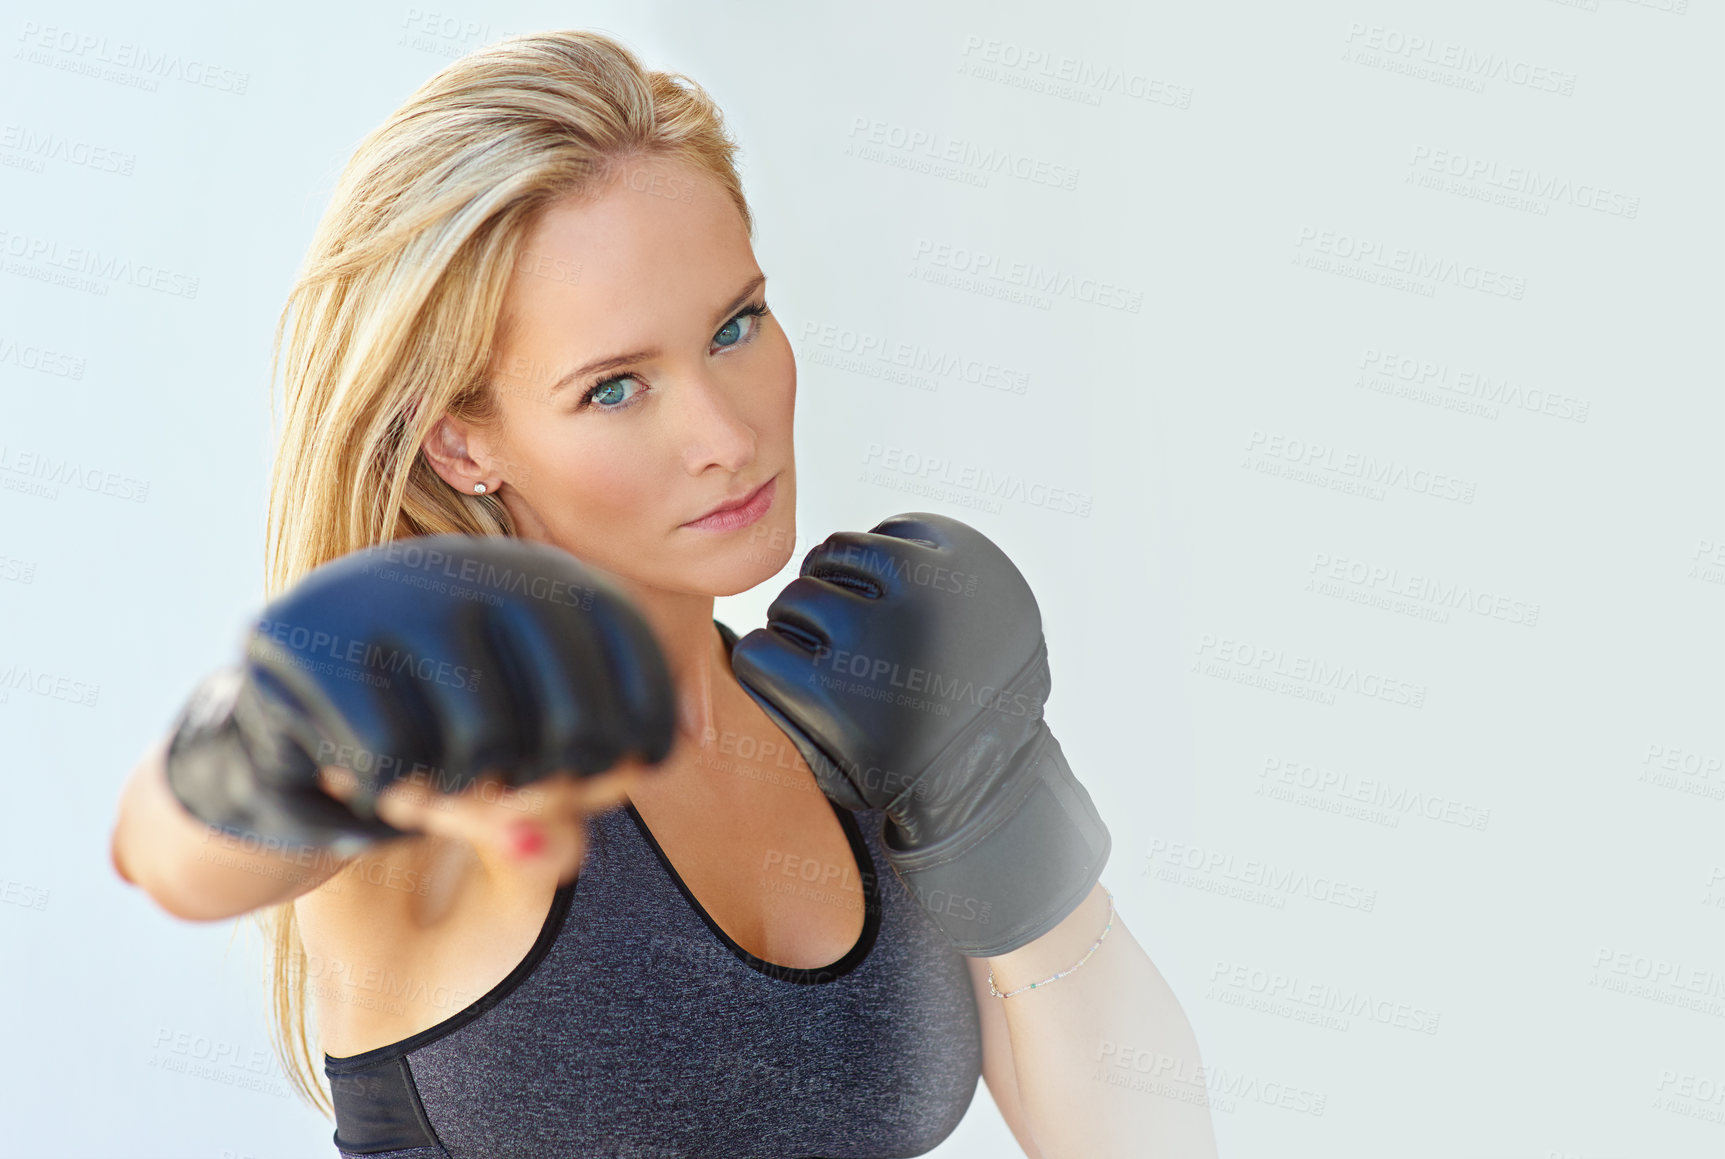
[321,620,983,1158]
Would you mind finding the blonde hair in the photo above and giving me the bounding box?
[247,28,753,1116]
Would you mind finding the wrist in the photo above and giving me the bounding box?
[984,881,1113,991]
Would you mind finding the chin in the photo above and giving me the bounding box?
[676,514,789,596]
[720,518,797,595]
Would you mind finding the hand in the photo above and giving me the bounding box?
[164,534,676,860]
[314,762,642,886]
[729,511,1110,956]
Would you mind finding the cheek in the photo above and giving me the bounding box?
[512,421,656,515]
[756,331,798,430]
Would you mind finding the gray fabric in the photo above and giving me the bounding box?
[331,799,983,1158]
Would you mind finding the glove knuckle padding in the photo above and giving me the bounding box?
[732,511,1111,956]
[854,512,954,552]
[761,575,859,651]
[166,533,677,853]
[246,611,446,795]
[381,615,519,787]
[480,596,609,783]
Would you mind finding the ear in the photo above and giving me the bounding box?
[420,414,497,494]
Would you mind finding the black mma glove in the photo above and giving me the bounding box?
[164,534,676,859]
[730,512,1110,956]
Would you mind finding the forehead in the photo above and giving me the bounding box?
[503,155,750,335]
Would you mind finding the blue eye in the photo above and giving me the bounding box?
[588,377,641,408]
[714,306,764,348]
[576,300,770,413]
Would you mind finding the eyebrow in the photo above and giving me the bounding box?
[544,273,767,397]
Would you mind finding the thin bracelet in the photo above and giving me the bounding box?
[988,886,1114,999]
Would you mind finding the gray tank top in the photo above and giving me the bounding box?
[322,621,983,1158]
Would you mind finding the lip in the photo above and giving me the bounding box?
[682,474,777,532]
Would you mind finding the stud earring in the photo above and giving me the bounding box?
[473,483,488,494]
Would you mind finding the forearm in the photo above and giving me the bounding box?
[984,883,1219,1159]
[111,738,352,921]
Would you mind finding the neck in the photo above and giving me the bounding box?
[606,582,733,758]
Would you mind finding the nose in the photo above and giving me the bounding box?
[674,366,757,476]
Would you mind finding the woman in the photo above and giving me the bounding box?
[108,29,1217,1158]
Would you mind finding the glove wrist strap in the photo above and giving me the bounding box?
[884,729,1110,956]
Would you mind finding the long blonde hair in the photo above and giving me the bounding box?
[249,28,754,1116]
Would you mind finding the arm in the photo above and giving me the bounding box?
[728,512,1216,1154]
[110,737,355,922]
[966,955,1048,1158]
[977,883,1218,1158]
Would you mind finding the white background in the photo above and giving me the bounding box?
[0,1,1719,1156]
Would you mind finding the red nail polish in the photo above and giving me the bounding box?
[510,821,544,857]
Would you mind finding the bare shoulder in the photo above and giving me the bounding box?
[292,834,561,1059]
[293,838,476,952]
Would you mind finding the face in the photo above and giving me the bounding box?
[468,155,797,596]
